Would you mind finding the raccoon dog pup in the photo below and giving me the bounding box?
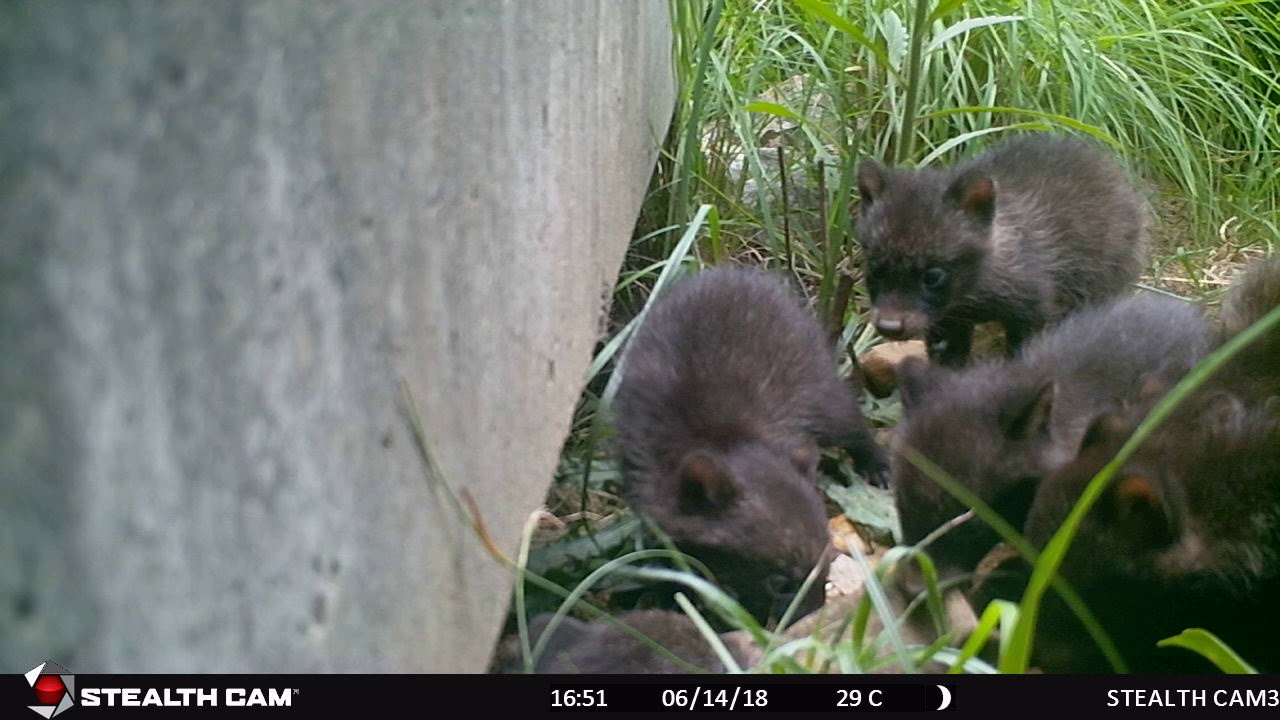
[1021,392,1280,673]
[521,610,756,673]
[1212,254,1280,398]
[1017,256,1280,673]
[892,293,1211,579]
[856,134,1148,366]
[613,266,886,622]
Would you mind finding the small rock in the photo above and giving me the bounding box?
[858,340,928,397]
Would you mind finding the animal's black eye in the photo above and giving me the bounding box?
[764,573,797,598]
[922,267,947,290]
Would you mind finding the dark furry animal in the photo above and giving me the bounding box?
[1015,255,1280,673]
[1213,254,1280,397]
[613,266,885,622]
[855,134,1148,366]
[1020,391,1280,673]
[892,293,1211,579]
[518,610,756,673]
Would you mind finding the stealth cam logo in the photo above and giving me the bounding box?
[25,662,75,718]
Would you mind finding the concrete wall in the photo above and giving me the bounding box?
[0,1,673,672]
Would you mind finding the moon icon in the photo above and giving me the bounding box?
[936,685,952,710]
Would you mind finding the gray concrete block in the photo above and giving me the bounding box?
[1,0,672,672]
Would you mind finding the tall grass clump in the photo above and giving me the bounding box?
[658,0,1277,290]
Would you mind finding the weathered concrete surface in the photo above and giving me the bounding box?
[0,1,672,672]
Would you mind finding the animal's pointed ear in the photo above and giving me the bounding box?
[1075,409,1131,456]
[896,356,938,411]
[1105,473,1176,551]
[945,168,996,225]
[788,443,819,476]
[1200,390,1246,436]
[1001,378,1056,442]
[677,451,737,514]
[856,159,889,208]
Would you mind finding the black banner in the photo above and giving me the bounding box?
[9,671,1280,717]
